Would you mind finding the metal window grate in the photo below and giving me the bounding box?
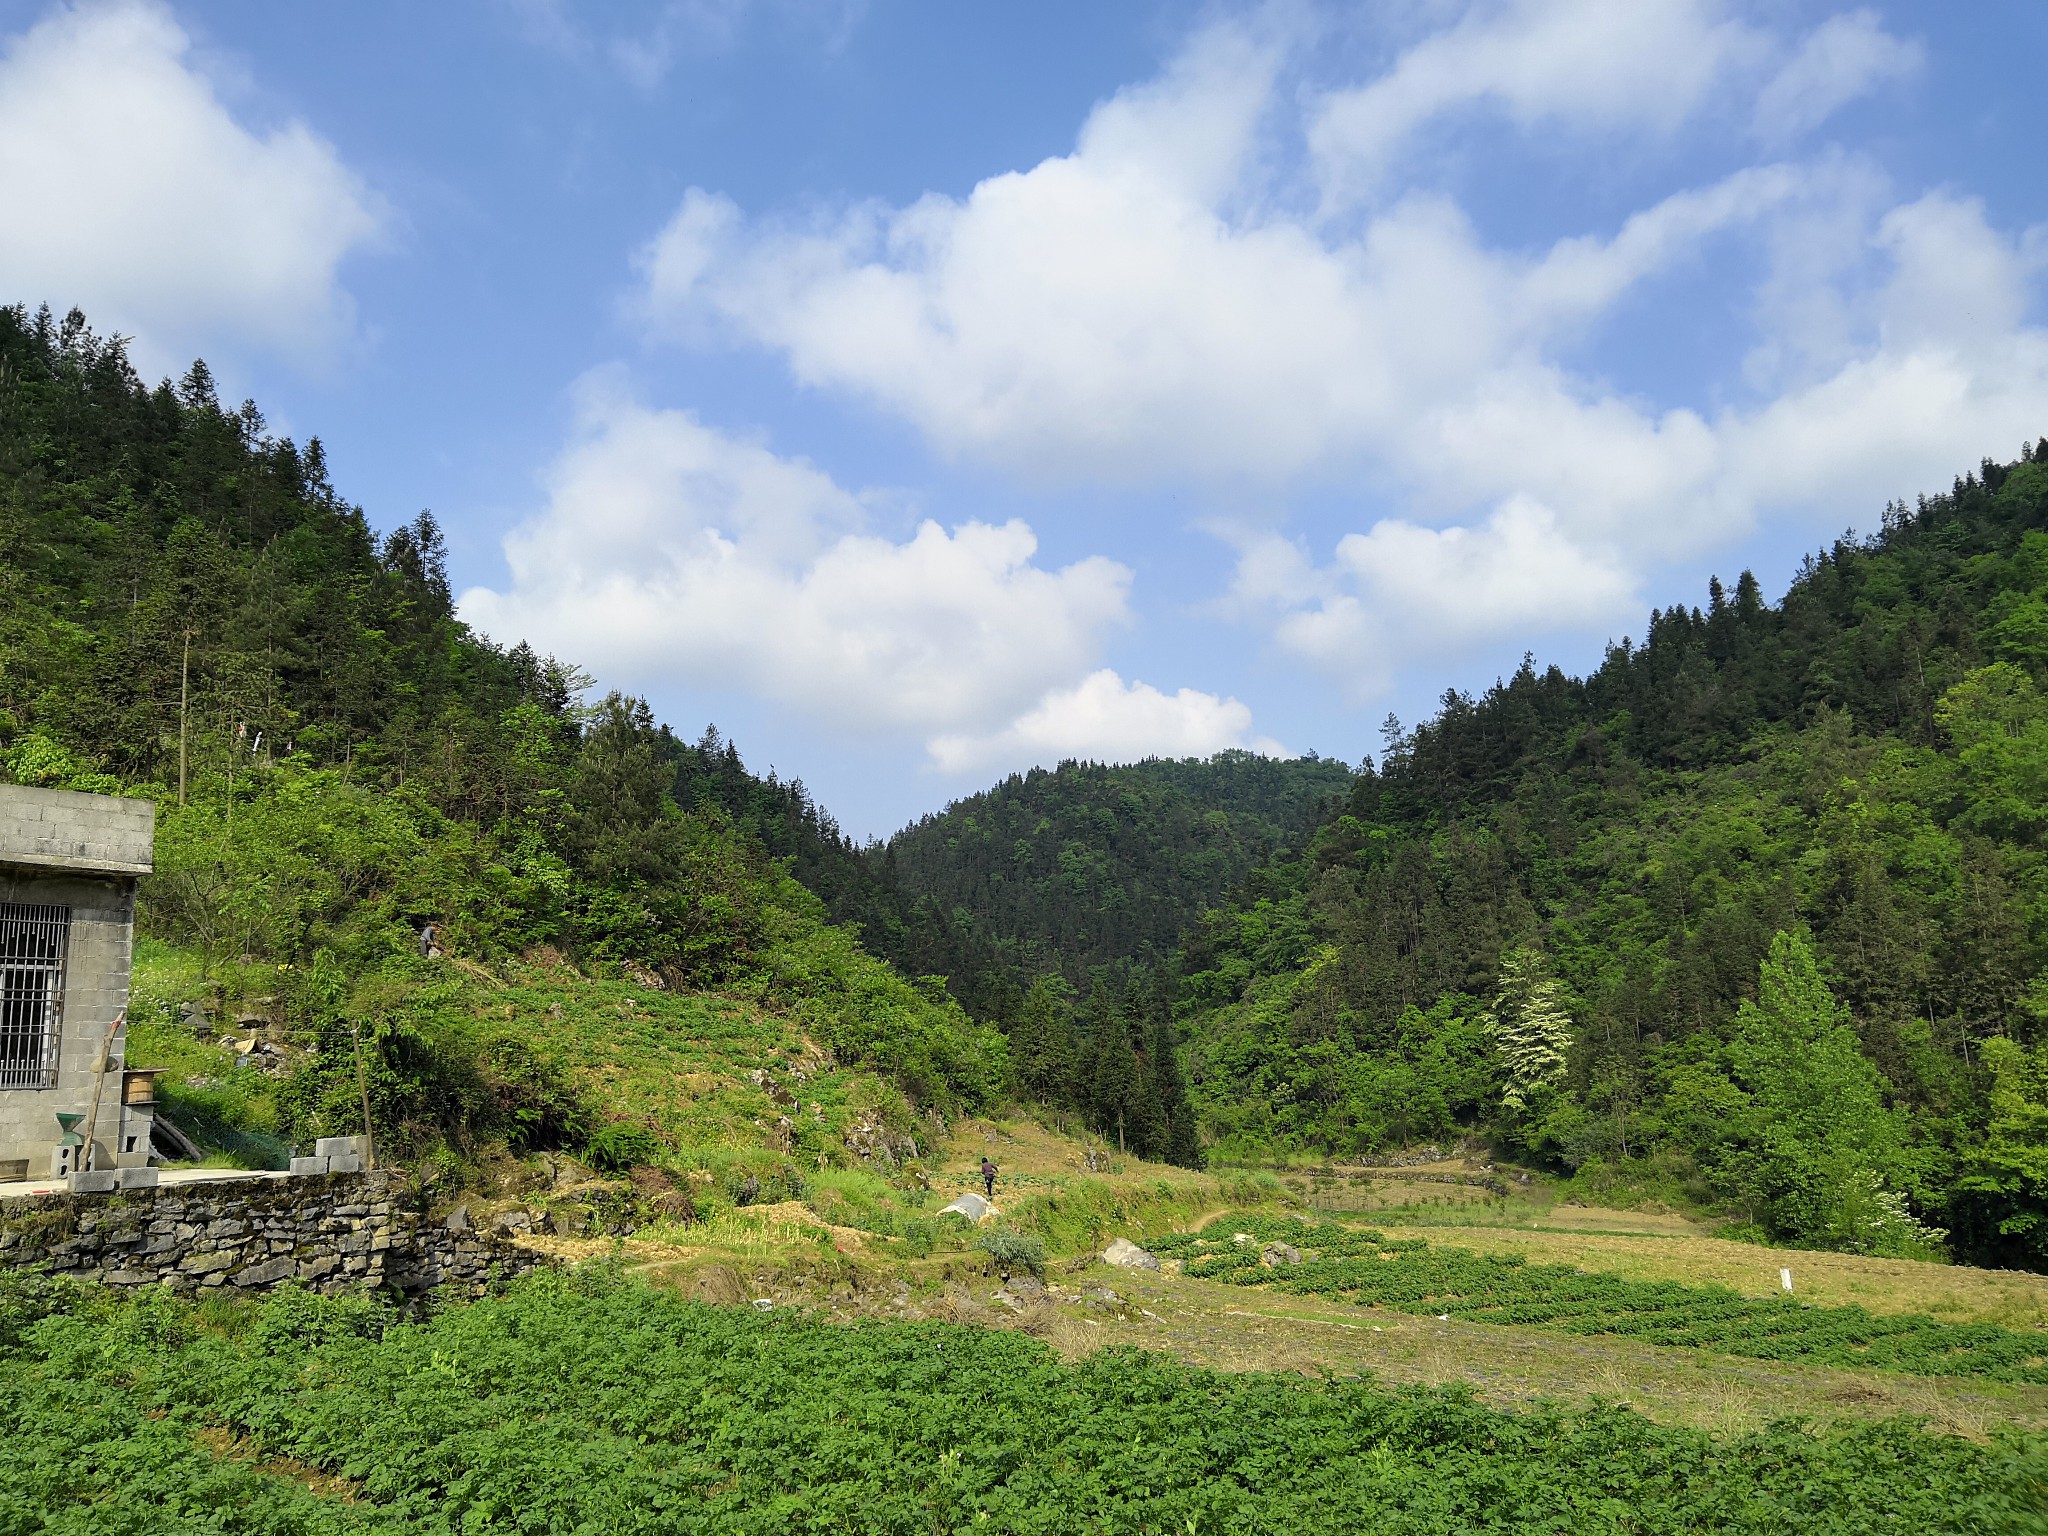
[0,903,69,1089]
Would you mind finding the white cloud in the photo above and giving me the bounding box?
[1753,9,1921,143]
[1309,0,1763,204]
[637,6,2042,699]
[459,378,1167,757]
[0,0,383,370]
[1234,498,1640,697]
[928,670,1285,776]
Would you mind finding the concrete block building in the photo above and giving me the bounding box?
[0,784,156,1183]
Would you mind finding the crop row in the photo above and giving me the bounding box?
[3,1268,2044,1534]
[1151,1218,2048,1384]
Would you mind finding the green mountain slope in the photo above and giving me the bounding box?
[879,752,1356,989]
[1181,444,2048,1268]
[0,305,1005,1168]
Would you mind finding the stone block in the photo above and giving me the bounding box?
[290,1157,330,1176]
[182,1251,235,1275]
[298,1255,340,1280]
[116,1168,159,1190]
[233,1257,296,1287]
[315,1136,368,1159]
[68,1170,118,1194]
[326,1152,364,1174]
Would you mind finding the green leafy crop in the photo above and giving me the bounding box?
[5,1272,2044,1534]
[1155,1216,2048,1384]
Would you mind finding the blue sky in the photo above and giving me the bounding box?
[2,1,2044,836]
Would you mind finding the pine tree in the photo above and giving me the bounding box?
[1143,1005,1201,1168]
[1084,988,1140,1151]
[1009,975,1075,1105]
[1123,978,1165,1155]
[1483,948,1573,1109]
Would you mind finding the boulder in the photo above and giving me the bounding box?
[1260,1242,1303,1267]
[1101,1237,1160,1271]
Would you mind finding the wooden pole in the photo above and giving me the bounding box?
[178,629,192,807]
[351,1020,377,1172]
[78,1011,126,1173]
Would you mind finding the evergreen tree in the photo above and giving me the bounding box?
[1483,949,1574,1110]
[1143,1005,1202,1169]
[1083,988,1140,1152]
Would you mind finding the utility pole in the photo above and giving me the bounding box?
[178,628,192,806]
[350,1018,377,1172]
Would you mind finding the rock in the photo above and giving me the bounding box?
[233,1257,297,1287]
[1260,1242,1303,1267]
[1101,1237,1160,1271]
[1231,1232,1255,1246]
[442,1205,471,1232]
[1003,1274,1046,1300]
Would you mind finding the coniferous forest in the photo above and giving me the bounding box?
[7,303,2048,1266]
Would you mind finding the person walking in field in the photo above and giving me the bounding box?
[981,1156,998,1201]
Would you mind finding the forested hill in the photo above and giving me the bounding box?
[1182,442,2048,1268]
[0,305,1007,1134]
[877,753,1356,989]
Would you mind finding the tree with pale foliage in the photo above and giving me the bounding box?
[1483,948,1574,1110]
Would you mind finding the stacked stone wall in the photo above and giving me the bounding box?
[0,1171,548,1296]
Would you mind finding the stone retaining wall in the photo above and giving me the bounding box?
[0,1171,549,1296]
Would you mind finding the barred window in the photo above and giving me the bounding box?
[0,903,68,1090]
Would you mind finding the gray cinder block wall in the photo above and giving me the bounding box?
[0,785,156,1180]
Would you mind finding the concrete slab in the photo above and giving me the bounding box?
[0,1167,287,1203]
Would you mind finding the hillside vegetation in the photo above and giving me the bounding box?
[0,305,1003,1174]
[880,753,1354,989]
[1181,444,2048,1269]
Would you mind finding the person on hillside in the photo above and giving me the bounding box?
[980,1156,998,1201]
